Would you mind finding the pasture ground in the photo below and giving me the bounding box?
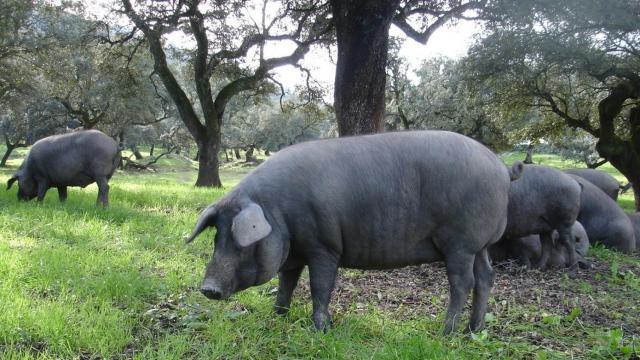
[0,147,638,359]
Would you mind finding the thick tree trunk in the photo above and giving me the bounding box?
[596,103,640,210]
[632,182,640,212]
[245,146,255,162]
[331,0,400,136]
[223,148,229,162]
[234,148,241,160]
[195,138,222,187]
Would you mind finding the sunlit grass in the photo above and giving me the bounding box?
[0,147,637,358]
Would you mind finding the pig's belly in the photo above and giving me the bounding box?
[53,173,95,187]
[339,237,444,270]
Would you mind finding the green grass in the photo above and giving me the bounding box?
[0,148,638,359]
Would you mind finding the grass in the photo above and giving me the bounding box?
[0,147,638,359]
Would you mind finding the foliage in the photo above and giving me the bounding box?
[464,0,640,193]
[385,54,509,149]
[223,95,335,155]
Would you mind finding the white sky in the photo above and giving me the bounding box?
[265,20,480,97]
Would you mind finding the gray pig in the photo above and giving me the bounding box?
[6,130,120,207]
[502,165,582,269]
[490,221,590,269]
[568,175,635,252]
[186,131,523,334]
[564,168,620,200]
[626,213,640,250]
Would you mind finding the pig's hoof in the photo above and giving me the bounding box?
[312,312,332,332]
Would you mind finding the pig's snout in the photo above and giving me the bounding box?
[200,284,224,300]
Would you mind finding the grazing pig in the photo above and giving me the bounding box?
[6,130,120,207]
[501,165,582,269]
[568,175,635,252]
[186,131,523,334]
[564,168,620,200]
[626,213,640,250]
[490,222,590,269]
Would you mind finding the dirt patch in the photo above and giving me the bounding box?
[289,254,640,338]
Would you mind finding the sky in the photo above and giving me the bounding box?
[267,19,481,95]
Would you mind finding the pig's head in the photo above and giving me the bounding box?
[573,221,590,257]
[6,171,37,201]
[186,198,287,301]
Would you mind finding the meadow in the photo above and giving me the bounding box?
[0,147,638,359]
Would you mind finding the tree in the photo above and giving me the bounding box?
[331,0,487,136]
[465,0,640,209]
[223,94,334,160]
[385,56,508,149]
[115,0,332,187]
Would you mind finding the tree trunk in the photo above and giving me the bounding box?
[596,104,640,210]
[523,145,534,164]
[224,148,229,162]
[1,144,16,167]
[632,181,640,212]
[1,138,26,167]
[149,143,155,156]
[265,149,270,156]
[234,148,241,160]
[245,146,255,162]
[331,0,400,136]
[130,144,144,160]
[196,138,222,187]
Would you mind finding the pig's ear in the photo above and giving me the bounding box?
[186,204,218,243]
[232,202,272,247]
[6,174,18,190]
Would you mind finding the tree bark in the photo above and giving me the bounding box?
[234,148,241,160]
[632,181,640,212]
[245,146,255,162]
[130,144,144,160]
[595,94,640,210]
[196,137,222,187]
[1,139,26,167]
[331,0,400,136]
[1,144,16,167]
[523,145,534,164]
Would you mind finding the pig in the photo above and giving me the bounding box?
[186,131,523,334]
[626,213,640,250]
[490,221,590,269]
[501,165,582,269]
[564,168,620,200]
[568,175,635,252]
[6,130,121,207]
